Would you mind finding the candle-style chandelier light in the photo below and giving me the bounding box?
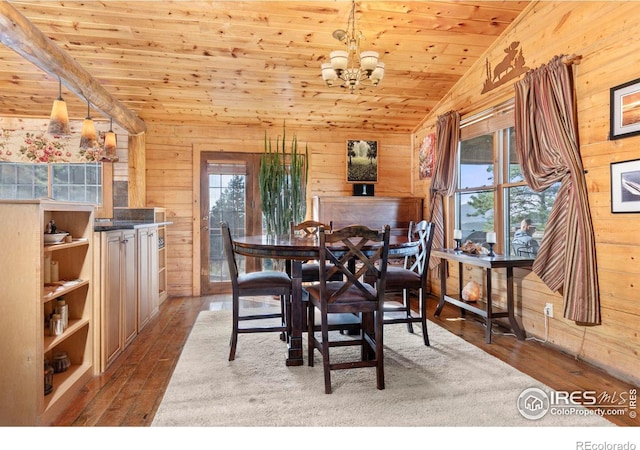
[320,0,385,94]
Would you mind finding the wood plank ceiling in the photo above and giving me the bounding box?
[0,1,530,133]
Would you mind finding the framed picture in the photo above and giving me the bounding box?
[611,159,640,213]
[346,139,378,183]
[610,77,640,140]
[418,133,435,179]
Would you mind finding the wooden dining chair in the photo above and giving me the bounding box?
[306,224,391,394]
[221,221,292,361]
[289,220,343,283]
[382,220,434,346]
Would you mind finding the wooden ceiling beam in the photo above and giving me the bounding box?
[0,0,146,134]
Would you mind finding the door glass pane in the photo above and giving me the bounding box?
[207,164,246,283]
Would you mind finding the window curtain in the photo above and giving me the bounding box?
[0,123,105,163]
[514,55,600,325]
[427,110,460,273]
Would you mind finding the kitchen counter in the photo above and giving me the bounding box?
[94,220,173,231]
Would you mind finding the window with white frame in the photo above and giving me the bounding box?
[0,162,102,204]
[455,102,559,257]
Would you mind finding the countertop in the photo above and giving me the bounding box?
[94,220,173,231]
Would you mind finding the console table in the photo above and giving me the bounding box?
[432,248,534,343]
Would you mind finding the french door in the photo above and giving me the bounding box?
[199,152,263,295]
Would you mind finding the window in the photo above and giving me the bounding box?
[0,162,102,204]
[455,102,558,257]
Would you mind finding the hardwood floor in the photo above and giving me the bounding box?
[52,294,639,427]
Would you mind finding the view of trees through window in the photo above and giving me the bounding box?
[456,109,558,257]
[208,172,246,283]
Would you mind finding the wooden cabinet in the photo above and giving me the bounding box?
[95,229,137,371]
[0,200,94,425]
[137,225,159,330]
[154,208,168,304]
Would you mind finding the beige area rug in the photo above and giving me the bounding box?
[151,309,613,427]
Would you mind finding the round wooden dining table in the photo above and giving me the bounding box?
[233,233,419,366]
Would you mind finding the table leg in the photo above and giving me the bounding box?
[506,267,526,340]
[434,258,447,316]
[286,260,304,366]
[485,268,493,344]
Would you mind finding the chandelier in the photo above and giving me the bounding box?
[321,0,385,93]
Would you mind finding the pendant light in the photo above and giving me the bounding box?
[48,78,70,135]
[79,100,99,150]
[101,118,119,162]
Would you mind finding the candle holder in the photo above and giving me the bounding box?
[454,239,462,252]
[487,243,495,257]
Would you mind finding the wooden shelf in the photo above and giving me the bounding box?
[44,239,89,252]
[43,279,89,302]
[0,200,94,425]
[43,318,91,352]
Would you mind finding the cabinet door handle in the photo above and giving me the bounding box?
[121,239,128,244]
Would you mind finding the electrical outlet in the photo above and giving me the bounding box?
[544,303,554,318]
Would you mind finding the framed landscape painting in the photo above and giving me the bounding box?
[346,139,378,183]
[611,159,640,213]
[610,77,640,140]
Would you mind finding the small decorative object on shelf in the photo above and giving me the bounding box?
[462,281,481,302]
[486,231,496,257]
[51,351,70,373]
[453,229,462,253]
[44,359,54,395]
[49,313,63,336]
[55,298,68,330]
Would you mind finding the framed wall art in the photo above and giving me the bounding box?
[346,139,378,183]
[610,77,640,140]
[611,159,640,213]
[418,133,435,179]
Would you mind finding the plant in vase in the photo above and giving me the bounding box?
[259,123,308,238]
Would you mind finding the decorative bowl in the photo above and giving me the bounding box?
[44,233,69,244]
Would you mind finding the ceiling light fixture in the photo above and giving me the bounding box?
[321,0,384,94]
[79,100,99,150]
[101,117,119,162]
[47,77,70,135]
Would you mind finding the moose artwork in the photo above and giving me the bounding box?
[481,41,529,94]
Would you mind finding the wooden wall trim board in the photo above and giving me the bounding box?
[128,133,146,208]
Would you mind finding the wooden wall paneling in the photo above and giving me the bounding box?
[415,1,640,384]
[144,124,414,298]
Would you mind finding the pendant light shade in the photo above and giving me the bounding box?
[101,118,119,162]
[48,78,70,135]
[79,101,99,150]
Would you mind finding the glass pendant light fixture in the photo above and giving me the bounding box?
[47,77,70,135]
[79,100,99,150]
[101,117,119,162]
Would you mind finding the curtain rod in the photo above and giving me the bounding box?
[563,54,582,66]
